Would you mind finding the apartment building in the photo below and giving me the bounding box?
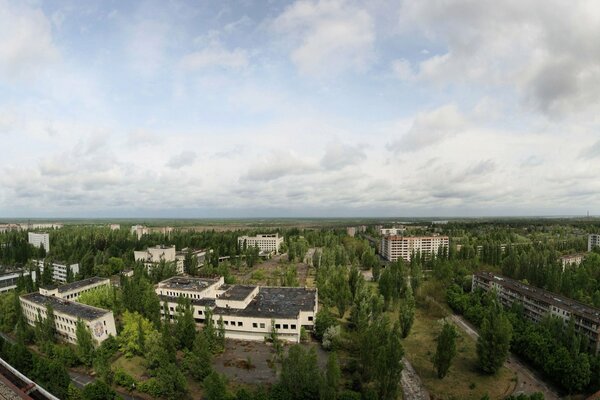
[380,226,406,236]
[131,225,174,240]
[35,260,80,283]
[39,277,110,301]
[28,232,50,252]
[237,234,284,254]
[559,254,586,270]
[20,292,116,345]
[380,235,449,262]
[109,224,120,230]
[0,269,36,293]
[472,271,600,353]
[156,276,318,343]
[589,234,600,252]
[346,227,356,237]
[0,223,20,233]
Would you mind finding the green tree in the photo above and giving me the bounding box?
[82,380,116,400]
[75,319,95,366]
[433,322,458,379]
[118,311,156,357]
[398,287,415,338]
[477,310,512,374]
[184,333,213,381]
[276,345,320,400]
[203,371,229,400]
[320,352,341,400]
[174,296,197,350]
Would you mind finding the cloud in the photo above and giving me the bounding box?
[126,19,170,76]
[181,44,248,70]
[391,59,414,80]
[272,0,375,76]
[243,151,316,181]
[388,104,467,152]
[167,151,197,169]
[320,142,366,170]
[580,140,600,159]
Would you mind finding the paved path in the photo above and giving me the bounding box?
[400,357,430,400]
[449,314,561,400]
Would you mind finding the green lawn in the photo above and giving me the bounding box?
[112,354,147,381]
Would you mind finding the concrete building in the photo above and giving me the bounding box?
[238,234,284,254]
[560,254,586,270]
[473,271,600,353]
[589,234,600,252]
[0,357,60,400]
[109,224,120,230]
[131,225,174,240]
[20,292,116,345]
[23,223,63,230]
[134,245,178,272]
[35,260,80,283]
[28,233,50,253]
[432,220,449,225]
[39,277,110,301]
[0,269,36,293]
[346,227,356,237]
[0,224,21,233]
[380,226,406,236]
[380,235,449,262]
[156,276,317,343]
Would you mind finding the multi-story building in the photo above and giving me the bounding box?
[28,232,50,252]
[39,277,110,301]
[131,225,174,240]
[237,234,283,254]
[380,226,406,236]
[472,271,600,353]
[156,276,317,343]
[0,223,21,233]
[35,260,80,283]
[109,224,120,230]
[134,245,208,274]
[0,269,36,293]
[20,292,116,345]
[589,234,600,252]
[23,223,63,230]
[559,254,586,270]
[346,227,356,237]
[380,235,449,262]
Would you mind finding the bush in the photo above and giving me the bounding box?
[114,368,136,390]
[322,325,341,351]
[138,378,162,397]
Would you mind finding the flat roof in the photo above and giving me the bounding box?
[219,285,256,301]
[20,293,111,321]
[213,287,316,319]
[44,277,109,293]
[158,276,220,291]
[159,295,215,308]
[475,272,600,323]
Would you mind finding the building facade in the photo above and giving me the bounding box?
[346,227,356,237]
[156,276,317,343]
[28,233,50,252]
[0,269,36,293]
[379,226,406,236]
[237,234,284,254]
[20,292,116,345]
[559,254,586,270]
[380,235,449,262]
[589,234,600,252]
[472,271,600,353]
[35,260,80,283]
[39,277,110,301]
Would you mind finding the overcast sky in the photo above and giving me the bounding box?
[1,0,600,218]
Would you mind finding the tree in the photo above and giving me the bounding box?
[320,352,341,400]
[82,380,116,400]
[174,296,196,350]
[35,304,56,344]
[315,308,337,340]
[183,249,199,275]
[75,319,95,366]
[398,286,415,338]
[184,333,213,381]
[118,311,156,357]
[203,371,229,400]
[276,345,320,400]
[433,322,458,379]
[477,310,512,374]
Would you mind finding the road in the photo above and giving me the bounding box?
[449,314,561,400]
[400,357,430,400]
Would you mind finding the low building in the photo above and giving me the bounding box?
[23,223,63,230]
[39,277,110,301]
[109,224,120,230]
[380,235,449,262]
[380,226,406,236]
[560,253,586,269]
[20,292,116,345]
[589,234,600,252]
[134,245,180,273]
[237,234,283,254]
[35,260,80,283]
[156,276,317,343]
[0,269,36,293]
[28,232,50,253]
[432,220,449,225]
[472,271,600,353]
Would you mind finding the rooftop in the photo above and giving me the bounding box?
[213,287,316,319]
[42,277,109,293]
[219,285,256,301]
[20,292,111,321]
[159,295,215,308]
[158,276,220,291]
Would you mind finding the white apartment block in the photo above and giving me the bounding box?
[589,234,600,252]
[559,254,586,270]
[134,245,180,273]
[380,226,406,236]
[238,234,284,254]
[20,292,116,345]
[346,227,356,237]
[0,224,21,233]
[39,277,110,301]
[24,223,63,230]
[109,224,120,230]
[0,269,36,293]
[131,225,174,239]
[156,276,318,343]
[35,260,80,283]
[28,232,50,252]
[381,235,449,262]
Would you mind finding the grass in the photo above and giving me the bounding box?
[402,306,517,400]
[112,354,147,381]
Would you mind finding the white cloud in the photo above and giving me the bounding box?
[272,0,375,76]
[181,44,248,70]
[320,142,366,170]
[391,59,414,80]
[167,151,197,169]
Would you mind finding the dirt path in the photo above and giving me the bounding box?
[449,314,561,400]
[401,357,430,400]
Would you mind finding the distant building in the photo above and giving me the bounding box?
[156,276,317,343]
[346,227,356,237]
[432,220,449,225]
[28,232,50,252]
[0,223,21,233]
[560,254,586,270]
[589,234,600,252]
[380,235,449,262]
[358,225,367,233]
[20,292,116,345]
[134,245,201,274]
[0,269,36,293]
[23,223,63,230]
[39,277,110,301]
[380,226,406,236]
[238,234,283,254]
[131,225,174,239]
[109,224,120,230]
[35,260,79,283]
[473,271,600,353]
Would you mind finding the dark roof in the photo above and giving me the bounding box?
[159,295,215,308]
[213,287,316,319]
[219,285,256,301]
[159,276,219,291]
[20,292,111,321]
[46,277,109,293]
[475,272,600,323]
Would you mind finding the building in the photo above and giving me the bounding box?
[0,269,36,293]
[589,234,600,252]
[23,223,63,230]
[156,276,318,343]
[0,223,21,233]
[109,224,120,230]
[134,245,179,272]
[380,235,449,262]
[472,271,600,353]
[358,225,367,233]
[28,233,50,253]
[238,234,284,254]
[432,220,449,225]
[346,227,356,237]
[20,292,116,345]
[131,225,174,240]
[0,357,60,400]
[560,254,586,270]
[380,226,406,236]
[39,277,110,301]
[35,260,80,283]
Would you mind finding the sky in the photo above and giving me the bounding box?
[1,0,600,218]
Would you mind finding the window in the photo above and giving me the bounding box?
[308,316,313,321]
[237,321,243,327]
[275,324,281,329]
[291,324,296,329]
[252,323,258,328]
[283,324,288,329]
[260,323,265,328]
[224,321,229,325]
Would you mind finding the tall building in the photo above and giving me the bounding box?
[380,235,449,262]
[35,260,80,283]
[380,226,406,236]
[28,232,50,252]
[238,234,284,254]
[346,227,356,237]
[589,234,600,252]
[156,276,317,343]
[473,271,600,353]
